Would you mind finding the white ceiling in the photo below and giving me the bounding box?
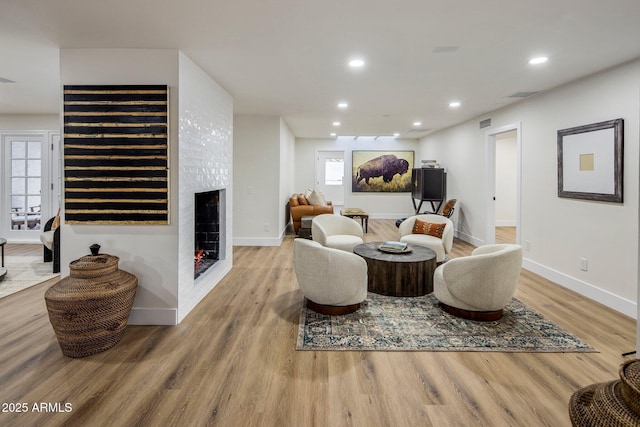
[1,0,640,138]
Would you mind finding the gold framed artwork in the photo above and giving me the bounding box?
[351,150,414,192]
[63,85,170,224]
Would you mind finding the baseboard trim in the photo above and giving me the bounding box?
[522,257,637,319]
[129,307,178,325]
[454,230,485,248]
[495,220,516,227]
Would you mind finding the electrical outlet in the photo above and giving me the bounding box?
[524,240,531,251]
[580,258,588,271]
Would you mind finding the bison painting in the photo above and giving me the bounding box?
[351,151,414,192]
[355,154,410,185]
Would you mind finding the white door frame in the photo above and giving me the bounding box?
[50,132,62,215]
[485,123,522,245]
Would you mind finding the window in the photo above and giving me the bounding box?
[8,138,43,231]
[324,158,344,186]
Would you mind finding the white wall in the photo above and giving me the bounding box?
[495,132,518,226]
[0,114,59,130]
[415,122,488,242]
[177,52,233,323]
[233,115,289,246]
[60,49,180,325]
[295,137,418,217]
[419,59,640,320]
[60,48,233,325]
[280,118,295,232]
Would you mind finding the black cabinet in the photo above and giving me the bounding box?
[411,168,446,214]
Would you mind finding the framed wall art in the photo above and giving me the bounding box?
[352,150,414,193]
[63,85,170,224]
[557,118,623,203]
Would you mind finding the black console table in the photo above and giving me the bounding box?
[411,168,446,214]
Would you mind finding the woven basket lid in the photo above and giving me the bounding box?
[45,254,136,302]
[569,360,640,427]
[69,254,119,278]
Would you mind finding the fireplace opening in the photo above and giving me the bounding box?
[194,190,220,280]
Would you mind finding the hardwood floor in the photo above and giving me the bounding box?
[0,220,635,426]
[496,226,516,244]
[3,243,41,257]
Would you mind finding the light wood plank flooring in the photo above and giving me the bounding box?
[496,226,516,244]
[0,220,635,426]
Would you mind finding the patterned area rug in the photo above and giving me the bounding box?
[296,293,596,352]
[0,256,59,299]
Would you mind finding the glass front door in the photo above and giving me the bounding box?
[3,134,49,240]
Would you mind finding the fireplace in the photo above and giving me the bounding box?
[194,190,221,279]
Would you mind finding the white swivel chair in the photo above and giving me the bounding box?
[312,214,364,252]
[433,244,523,321]
[398,214,454,263]
[293,238,368,315]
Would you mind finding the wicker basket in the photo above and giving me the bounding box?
[45,254,138,358]
[620,359,640,415]
[569,359,640,426]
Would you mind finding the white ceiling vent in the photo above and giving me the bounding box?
[506,91,539,98]
[479,118,492,129]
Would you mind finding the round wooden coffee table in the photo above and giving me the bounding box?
[353,241,436,296]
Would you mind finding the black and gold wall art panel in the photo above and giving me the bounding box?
[63,85,169,224]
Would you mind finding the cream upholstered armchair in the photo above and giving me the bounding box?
[433,244,523,321]
[312,214,364,252]
[398,214,454,263]
[293,238,367,315]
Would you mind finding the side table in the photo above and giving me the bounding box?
[0,238,6,281]
[341,208,369,233]
[299,215,313,239]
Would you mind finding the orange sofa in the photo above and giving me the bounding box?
[289,193,333,233]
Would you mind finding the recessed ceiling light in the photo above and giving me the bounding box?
[413,121,422,127]
[348,58,365,68]
[449,101,461,108]
[529,56,548,65]
[337,102,348,109]
[330,133,337,137]
[333,121,341,126]
[393,133,400,137]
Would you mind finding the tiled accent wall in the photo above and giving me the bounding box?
[177,52,233,322]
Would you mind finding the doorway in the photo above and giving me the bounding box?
[485,124,521,245]
[494,131,518,243]
[1,132,59,242]
[316,150,345,206]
